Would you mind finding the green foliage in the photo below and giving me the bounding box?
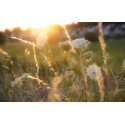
[0,39,125,101]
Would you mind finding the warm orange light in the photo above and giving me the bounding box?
[0,0,76,30]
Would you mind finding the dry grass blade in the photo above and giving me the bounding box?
[98,22,109,75]
[63,26,76,53]
[0,47,15,77]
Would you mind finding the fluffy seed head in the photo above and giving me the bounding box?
[59,41,71,51]
[36,32,48,47]
[86,64,102,80]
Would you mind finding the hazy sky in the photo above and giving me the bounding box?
[0,0,77,30]
[0,0,121,30]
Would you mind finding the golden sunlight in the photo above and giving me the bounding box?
[0,0,75,30]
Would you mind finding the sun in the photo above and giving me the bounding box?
[0,15,71,30]
[0,0,74,30]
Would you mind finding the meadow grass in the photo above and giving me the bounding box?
[0,39,125,102]
[1,39,125,72]
[90,40,125,72]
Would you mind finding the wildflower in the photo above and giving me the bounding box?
[83,51,93,60]
[11,74,34,87]
[59,41,71,51]
[72,38,89,48]
[36,32,48,47]
[21,73,33,81]
[86,64,102,80]
[11,77,22,87]
[64,70,76,81]
[11,73,48,88]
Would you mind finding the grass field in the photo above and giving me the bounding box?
[0,39,125,102]
[1,39,125,71]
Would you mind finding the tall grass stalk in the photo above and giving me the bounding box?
[98,22,108,101]
[45,42,59,76]
[83,72,92,101]
[42,53,57,77]
[11,37,36,46]
[110,68,119,97]
[32,44,40,85]
[97,77,105,102]
[98,22,109,75]
[63,26,76,53]
[48,75,62,102]
[11,37,43,86]
[0,48,15,78]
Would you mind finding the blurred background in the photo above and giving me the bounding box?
[0,22,125,45]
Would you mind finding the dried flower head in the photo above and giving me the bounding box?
[86,64,102,80]
[64,70,76,81]
[21,73,33,81]
[11,74,32,87]
[59,41,71,51]
[36,32,48,47]
[11,73,49,89]
[83,51,93,60]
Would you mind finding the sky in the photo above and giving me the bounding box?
[0,0,79,30]
[0,0,124,30]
